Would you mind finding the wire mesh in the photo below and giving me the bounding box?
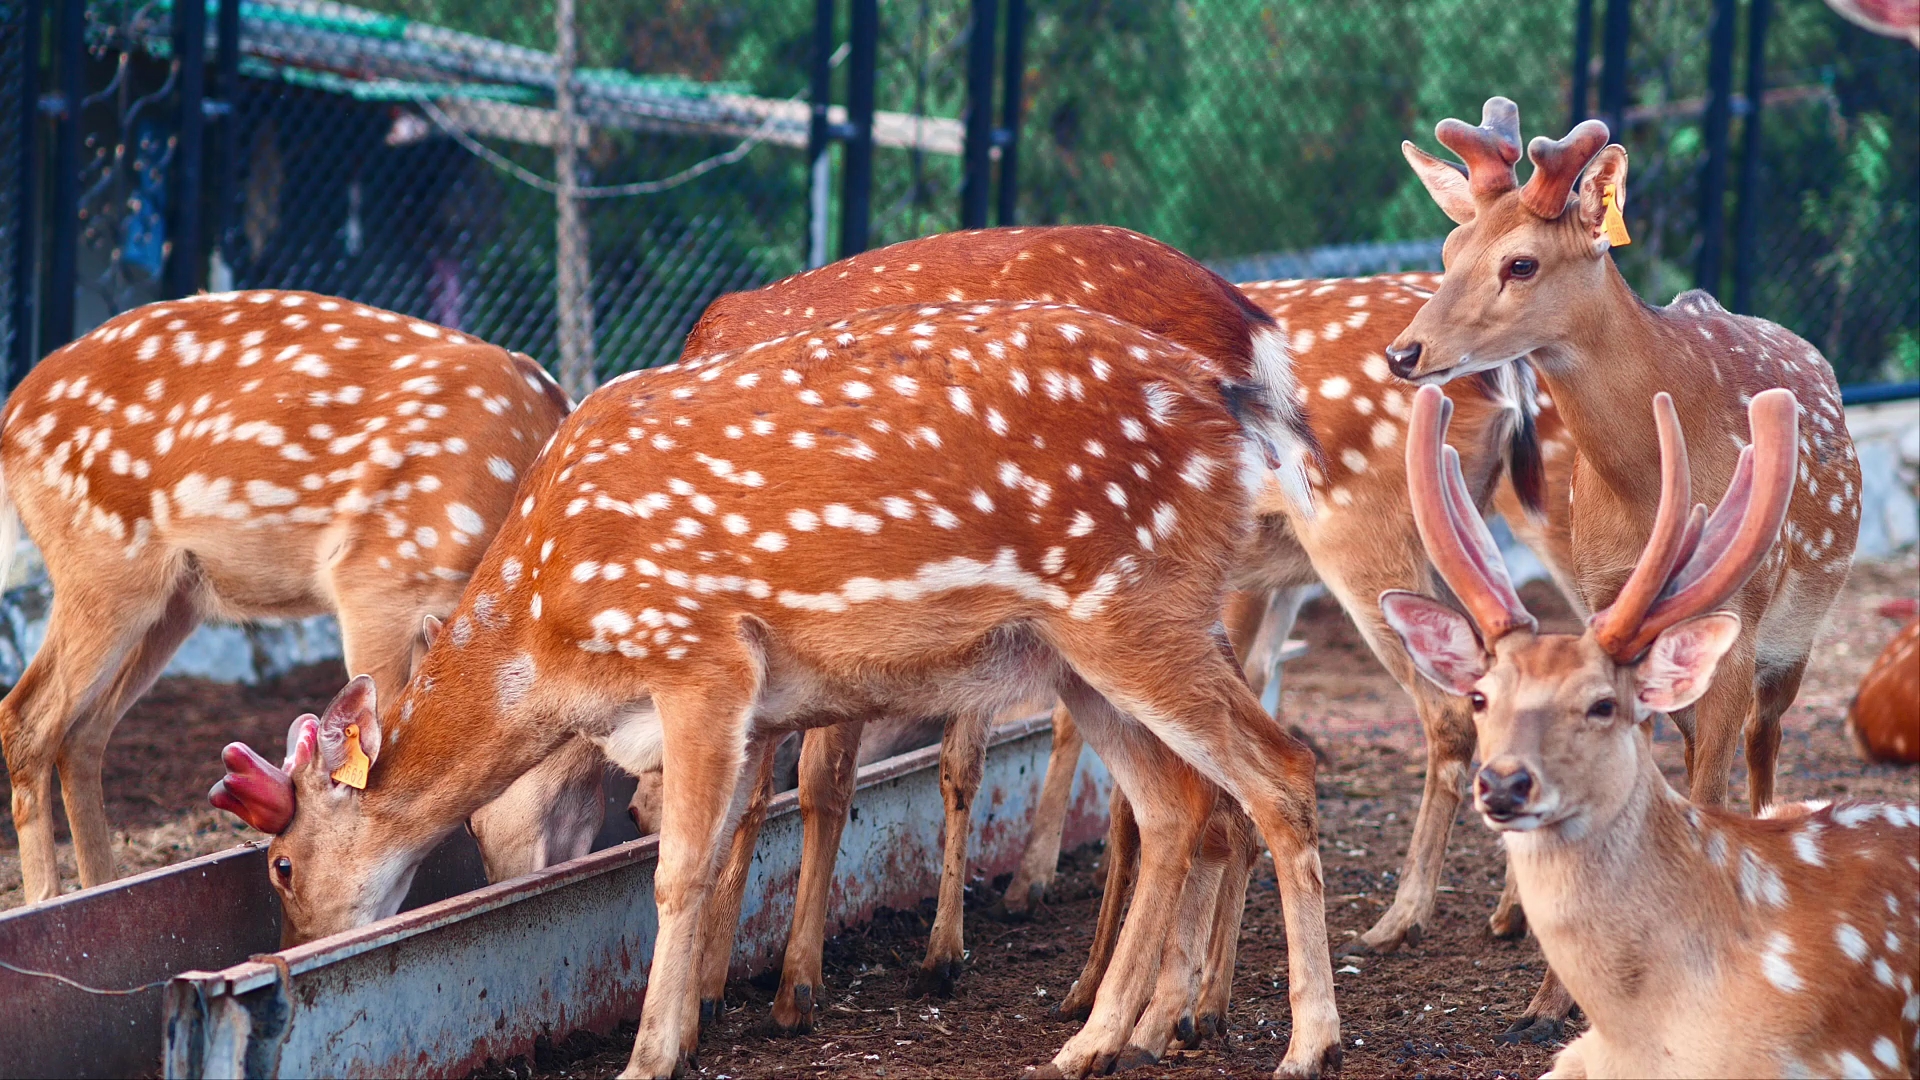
[3,0,1914,388]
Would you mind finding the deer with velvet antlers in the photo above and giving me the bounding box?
[1387,99,1862,1035]
[1383,383,1917,1079]
[209,298,1344,1079]
[0,291,570,904]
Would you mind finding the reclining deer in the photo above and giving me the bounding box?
[209,299,1345,1078]
[0,291,569,904]
[1385,383,1917,1078]
[1385,97,1862,1035]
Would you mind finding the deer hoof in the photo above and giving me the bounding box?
[1272,1041,1342,1079]
[771,983,816,1035]
[1487,905,1528,940]
[698,997,723,1023]
[1498,1014,1564,1045]
[912,958,962,998]
[1111,1045,1161,1073]
[1195,1012,1226,1043]
[1173,1014,1198,1049]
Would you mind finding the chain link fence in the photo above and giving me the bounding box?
[3,0,1915,387]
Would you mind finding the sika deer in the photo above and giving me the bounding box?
[1388,98,1862,1035]
[209,300,1342,1079]
[0,291,569,903]
[1383,383,1918,1079]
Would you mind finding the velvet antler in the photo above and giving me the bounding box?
[1435,97,1523,198]
[1520,119,1612,218]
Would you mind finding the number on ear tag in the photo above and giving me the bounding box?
[331,723,372,789]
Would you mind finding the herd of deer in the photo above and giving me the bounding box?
[0,99,1913,1079]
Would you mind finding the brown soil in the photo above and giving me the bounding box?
[4,557,1915,1077]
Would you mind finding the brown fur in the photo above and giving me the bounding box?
[1847,618,1920,765]
[217,300,1341,1079]
[0,290,567,903]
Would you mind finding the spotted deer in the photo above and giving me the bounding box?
[209,299,1342,1079]
[0,291,569,904]
[1387,98,1863,1033]
[676,253,1579,1053]
[1846,616,1919,765]
[1382,383,1918,1079]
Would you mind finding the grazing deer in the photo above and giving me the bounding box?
[209,300,1342,1079]
[684,241,1575,1052]
[1383,383,1918,1079]
[1387,98,1862,1036]
[0,291,569,904]
[1847,616,1919,765]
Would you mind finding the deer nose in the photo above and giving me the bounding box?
[1475,764,1534,821]
[1385,342,1423,379]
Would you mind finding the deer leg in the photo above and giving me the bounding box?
[57,581,201,889]
[1117,795,1235,1069]
[467,737,607,881]
[1054,781,1135,1021]
[1191,803,1257,1044]
[1346,682,1475,956]
[1744,658,1806,812]
[1487,857,1527,939]
[1682,643,1757,808]
[1040,682,1213,1079]
[696,736,779,1023]
[1069,641,1341,1078]
[1003,701,1084,915]
[771,721,862,1034]
[0,583,173,904]
[915,710,989,996]
[1501,966,1579,1045]
[623,675,756,1079]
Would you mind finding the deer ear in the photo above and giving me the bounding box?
[315,675,382,780]
[421,615,444,647]
[1380,590,1489,695]
[1636,613,1741,712]
[1403,142,1478,225]
[1576,145,1630,249]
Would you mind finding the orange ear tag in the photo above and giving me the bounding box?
[331,723,372,789]
[1601,183,1632,247]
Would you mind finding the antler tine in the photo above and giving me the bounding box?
[1435,97,1523,198]
[1407,385,1537,642]
[1519,119,1611,218]
[1590,393,1693,656]
[1612,389,1800,660]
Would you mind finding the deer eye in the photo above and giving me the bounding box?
[1503,257,1538,281]
[1587,698,1617,719]
[1467,691,1488,712]
[273,856,294,884]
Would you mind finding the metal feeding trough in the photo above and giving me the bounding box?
[161,714,1112,1078]
[0,638,1303,1079]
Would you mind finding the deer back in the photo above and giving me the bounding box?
[1,291,569,602]
[1847,618,1920,765]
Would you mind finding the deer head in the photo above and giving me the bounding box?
[210,675,421,944]
[1379,385,1797,834]
[1386,96,1624,382]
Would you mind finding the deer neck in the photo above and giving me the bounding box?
[1502,739,1732,1037]
[1523,266,1696,502]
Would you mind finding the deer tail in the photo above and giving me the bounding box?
[1473,363,1546,522]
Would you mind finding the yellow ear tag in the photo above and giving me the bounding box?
[1601,183,1632,247]
[331,723,371,789]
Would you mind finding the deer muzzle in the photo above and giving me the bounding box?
[1475,761,1535,824]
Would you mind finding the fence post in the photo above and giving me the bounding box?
[1568,0,1594,127]
[806,0,835,268]
[8,0,42,387]
[1695,0,1737,293]
[1732,0,1771,315]
[40,0,80,353]
[209,0,241,290]
[839,0,875,257]
[994,0,1025,226]
[553,0,597,399]
[167,0,208,298]
[960,0,998,230]
[1597,0,1630,140]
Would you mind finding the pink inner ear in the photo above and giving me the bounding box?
[210,741,295,834]
[1379,591,1488,696]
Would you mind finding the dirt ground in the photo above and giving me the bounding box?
[2,555,1916,1078]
